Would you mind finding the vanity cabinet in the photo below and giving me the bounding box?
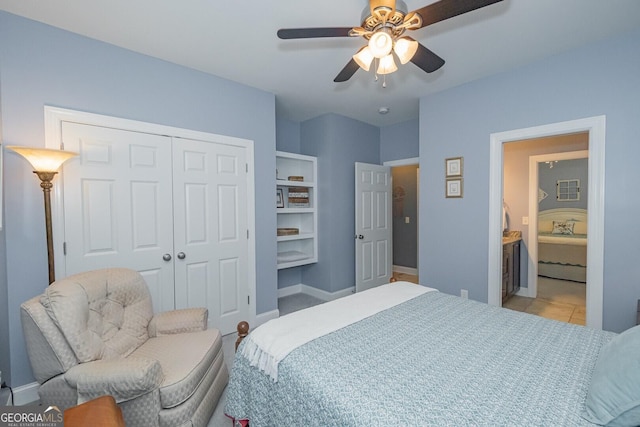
[276,151,318,269]
[502,239,521,302]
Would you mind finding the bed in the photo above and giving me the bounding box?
[538,208,588,282]
[224,282,640,426]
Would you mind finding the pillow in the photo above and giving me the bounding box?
[551,220,575,235]
[583,325,640,426]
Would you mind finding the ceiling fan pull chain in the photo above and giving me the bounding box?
[383,74,387,88]
[374,58,379,82]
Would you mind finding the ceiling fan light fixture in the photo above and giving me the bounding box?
[377,54,397,75]
[368,30,393,58]
[353,46,375,71]
[394,37,418,64]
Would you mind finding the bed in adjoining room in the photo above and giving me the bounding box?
[225,282,640,426]
[538,207,588,283]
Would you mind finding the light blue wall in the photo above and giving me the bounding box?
[380,118,419,162]
[277,117,418,293]
[419,28,640,333]
[0,226,9,386]
[0,11,277,387]
[0,74,10,385]
[276,117,301,154]
[301,114,380,293]
[538,159,588,211]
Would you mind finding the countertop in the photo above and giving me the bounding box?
[502,230,522,245]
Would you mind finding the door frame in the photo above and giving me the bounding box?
[43,106,257,325]
[488,115,605,330]
[383,157,420,275]
[524,150,588,299]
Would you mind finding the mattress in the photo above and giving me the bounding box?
[225,289,615,426]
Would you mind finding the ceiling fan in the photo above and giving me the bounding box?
[277,0,504,83]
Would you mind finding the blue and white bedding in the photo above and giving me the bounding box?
[538,208,588,282]
[225,289,616,426]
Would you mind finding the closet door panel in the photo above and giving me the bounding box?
[61,122,175,312]
[173,138,249,333]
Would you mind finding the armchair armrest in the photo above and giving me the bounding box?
[65,357,163,404]
[148,307,208,337]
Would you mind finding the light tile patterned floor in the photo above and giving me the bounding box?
[503,277,586,325]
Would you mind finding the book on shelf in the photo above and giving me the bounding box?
[287,187,309,207]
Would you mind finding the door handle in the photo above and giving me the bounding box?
[177,252,186,260]
[162,253,172,261]
[358,235,364,240]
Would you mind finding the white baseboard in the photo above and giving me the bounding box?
[278,284,304,298]
[12,382,39,405]
[278,284,355,302]
[515,286,535,298]
[393,265,418,276]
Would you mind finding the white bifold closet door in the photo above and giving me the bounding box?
[61,122,249,334]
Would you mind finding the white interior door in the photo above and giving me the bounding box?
[172,137,249,333]
[355,162,392,292]
[61,122,176,312]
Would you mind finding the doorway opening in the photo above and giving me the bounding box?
[488,116,605,330]
[384,158,419,284]
[503,133,588,324]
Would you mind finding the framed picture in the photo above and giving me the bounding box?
[276,188,285,208]
[446,178,463,198]
[445,157,463,177]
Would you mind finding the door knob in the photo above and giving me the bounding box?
[162,254,172,261]
[177,252,186,260]
[358,235,364,239]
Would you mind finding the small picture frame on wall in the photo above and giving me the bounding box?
[277,188,285,208]
[445,157,463,177]
[446,178,463,198]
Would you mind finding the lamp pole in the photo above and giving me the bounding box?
[7,146,78,285]
[34,171,58,284]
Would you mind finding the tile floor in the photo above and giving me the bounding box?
[502,277,586,325]
[393,273,587,325]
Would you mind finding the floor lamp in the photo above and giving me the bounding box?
[7,146,78,284]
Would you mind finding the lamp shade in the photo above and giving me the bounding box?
[353,46,375,71]
[377,54,398,75]
[368,31,393,58]
[7,146,78,172]
[394,37,419,64]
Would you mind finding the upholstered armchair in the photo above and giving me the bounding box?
[20,268,228,427]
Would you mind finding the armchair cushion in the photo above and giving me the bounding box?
[131,328,222,408]
[41,269,153,362]
[65,357,163,404]
[149,308,208,337]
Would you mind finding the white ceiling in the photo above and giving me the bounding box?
[1,0,640,126]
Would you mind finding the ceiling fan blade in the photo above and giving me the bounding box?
[409,40,445,73]
[411,0,503,29]
[277,28,353,39]
[334,59,361,82]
